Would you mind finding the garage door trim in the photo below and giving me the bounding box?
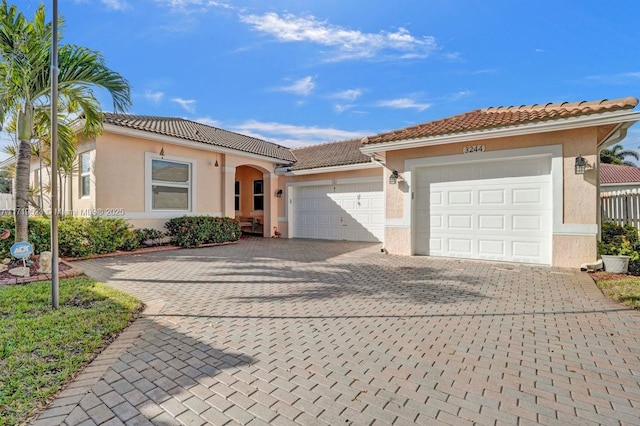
[403,145,567,259]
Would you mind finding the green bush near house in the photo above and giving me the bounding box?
[165,216,241,248]
[598,222,640,275]
[58,217,134,258]
[0,216,141,259]
[0,216,51,259]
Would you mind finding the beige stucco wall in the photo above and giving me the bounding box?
[275,167,383,238]
[93,131,281,235]
[27,138,97,215]
[94,133,223,216]
[381,127,601,267]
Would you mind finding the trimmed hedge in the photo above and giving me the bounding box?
[59,217,135,258]
[165,216,241,248]
[0,215,239,260]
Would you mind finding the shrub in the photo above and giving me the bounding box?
[598,222,640,259]
[119,229,141,252]
[0,216,51,259]
[165,216,241,248]
[58,217,133,258]
[134,228,165,247]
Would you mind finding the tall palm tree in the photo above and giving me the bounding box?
[0,1,131,242]
[600,144,640,167]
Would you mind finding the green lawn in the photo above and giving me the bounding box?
[592,272,640,310]
[0,277,142,425]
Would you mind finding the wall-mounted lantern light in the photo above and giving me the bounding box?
[276,189,283,198]
[389,170,399,185]
[575,155,588,175]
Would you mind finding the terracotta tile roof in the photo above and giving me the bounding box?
[289,138,372,171]
[363,97,639,145]
[102,113,296,162]
[600,163,640,184]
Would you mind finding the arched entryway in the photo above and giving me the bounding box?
[222,160,278,238]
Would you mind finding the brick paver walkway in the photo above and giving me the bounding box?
[33,237,640,425]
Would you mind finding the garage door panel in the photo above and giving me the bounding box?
[479,215,506,230]
[416,157,551,265]
[293,182,383,242]
[449,238,472,253]
[449,190,472,205]
[449,215,472,229]
[512,215,542,231]
[478,189,505,205]
[478,240,505,256]
[512,241,542,258]
[512,188,543,205]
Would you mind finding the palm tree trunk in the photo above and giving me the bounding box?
[15,139,31,242]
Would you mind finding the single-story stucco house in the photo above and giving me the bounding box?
[6,96,640,268]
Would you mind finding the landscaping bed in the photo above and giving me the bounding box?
[0,277,143,425]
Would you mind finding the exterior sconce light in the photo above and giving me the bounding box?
[276,189,283,198]
[575,155,588,175]
[159,147,165,158]
[389,170,399,185]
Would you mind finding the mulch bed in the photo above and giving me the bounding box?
[589,271,632,281]
[63,240,238,261]
[0,259,82,286]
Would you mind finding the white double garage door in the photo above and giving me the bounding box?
[291,181,384,243]
[290,156,552,265]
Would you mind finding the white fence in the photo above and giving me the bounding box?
[601,190,640,228]
[0,193,12,211]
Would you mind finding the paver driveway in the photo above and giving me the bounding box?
[34,237,640,425]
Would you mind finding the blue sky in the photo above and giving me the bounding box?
[3,0,640,159]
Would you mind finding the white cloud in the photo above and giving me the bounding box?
[144,90,164,104]
[172,98,196,113]
[101,0,129,10]
[584,72,640,85]
[240,12,437,61]
[376,97,432,112]
[330,89,363,102]
[195,116,222,127]
[276,76,315,96]
[446,89,472,102]
[153,0,235,10]
[334,104,354,113]
[230,120,368,148]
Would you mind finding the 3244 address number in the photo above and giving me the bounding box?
[463,144,486,154]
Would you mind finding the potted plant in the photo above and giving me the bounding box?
[598,222,640,273]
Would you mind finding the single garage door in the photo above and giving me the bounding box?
[292,181,384,242]
[414,157,552,264]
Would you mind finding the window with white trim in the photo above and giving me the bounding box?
[253,179,264,211]
[80,152,91,197]
[150,158,192,210]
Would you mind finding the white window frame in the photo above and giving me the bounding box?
[145,152,197,213]
[253,179,264,211]
[79,152,91,198]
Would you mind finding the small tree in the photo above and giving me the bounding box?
[0,1,131,242]
[600,144,640,166]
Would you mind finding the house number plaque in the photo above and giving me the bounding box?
[463,144,485,154]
